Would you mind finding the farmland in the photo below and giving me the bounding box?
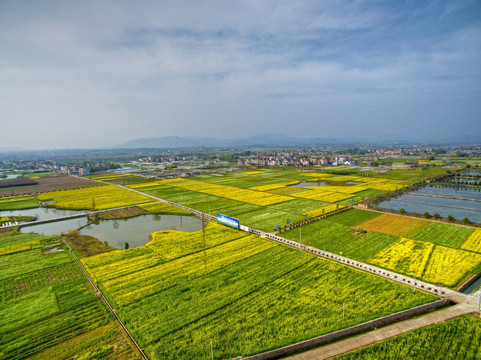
[359,214,429,238]
[0,195,39,210]
[336,315,481,360]
[0,175,97,197]
[1,165,480,358]
[279,207,481,288]
[36,184,155,210]
[82,222,433,360]
[0,231,139,359]
[91,169,481,288]
[461,228,481,253]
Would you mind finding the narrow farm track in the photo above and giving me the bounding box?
[89,178,480,359]
[61,238,149,360]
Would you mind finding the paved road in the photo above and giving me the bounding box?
[287,295,480,360]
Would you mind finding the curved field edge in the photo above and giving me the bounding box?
[82,222,435,360]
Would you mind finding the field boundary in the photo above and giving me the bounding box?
[241,300,449,360]
[61,238,149,360]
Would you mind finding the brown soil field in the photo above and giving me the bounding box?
[0,176,98,197]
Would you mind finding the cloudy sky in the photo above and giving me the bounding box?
[1,1,480,149]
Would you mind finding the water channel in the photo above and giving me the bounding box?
[0,207,86,221]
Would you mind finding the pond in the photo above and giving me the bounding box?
[376,186,481,224]
[20,214,203,249]
[290,181,327,188]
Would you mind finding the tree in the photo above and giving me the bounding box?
[433,213,440,219]
[424,212,431,219]
[463,218,471,225]
[399,208,406,215]
[447,215,456,222]
[124,242,129,249]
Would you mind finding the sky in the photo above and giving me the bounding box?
[1,0,480,149]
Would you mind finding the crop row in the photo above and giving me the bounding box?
[0,196,39,210]
[370,238,434,278]
[292,189,353,203]
[127,178,187,189]
[305,204,346,218]
[337,315,481,360]
[83,222,433,359]
[0,231,134,359]
[139,201,191,215]
[423,246,481,286]
[461,229,481,253]
[172,181,293,206]
[26,322,140,360]
[282,209,481,287]
[249,181,299,191]
[0,262,80,301]
[0,249,73,281]
[0,301,111,360]
[102,235,276,307]
[147,222,246,260]
[359,214,429,238]
[0,240,40,256]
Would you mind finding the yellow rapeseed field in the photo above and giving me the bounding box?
[243,171,263,175]
[370,238,434,278]
[460,229,481,253]
[0,241,39,255]
[304,185,368,194]
[423,246,481,286]
[249,181,299,191]
[301,173,334,178]
[0,195,34,204]
[139,202,191,215]
[127,178,187,189]
[304,204,345,217]
[359,214,429,238]
[172,181,293,206]
[292,189,353,203]
[37,185,154,210]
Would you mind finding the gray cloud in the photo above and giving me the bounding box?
[0,0,480,149]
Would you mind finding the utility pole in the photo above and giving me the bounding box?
[210,339,214,360]
[299,227,302,245]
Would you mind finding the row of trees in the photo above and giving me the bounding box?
[399,208,471,224]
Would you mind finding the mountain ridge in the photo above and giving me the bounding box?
[115,133,481,149]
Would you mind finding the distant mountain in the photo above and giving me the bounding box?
[439,135,481,144]
[116,134,362,149]
[115,133,481,149]
[117,136,220,148]
[0,147,25,153]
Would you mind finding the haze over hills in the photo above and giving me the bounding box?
[115,133,481,149]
